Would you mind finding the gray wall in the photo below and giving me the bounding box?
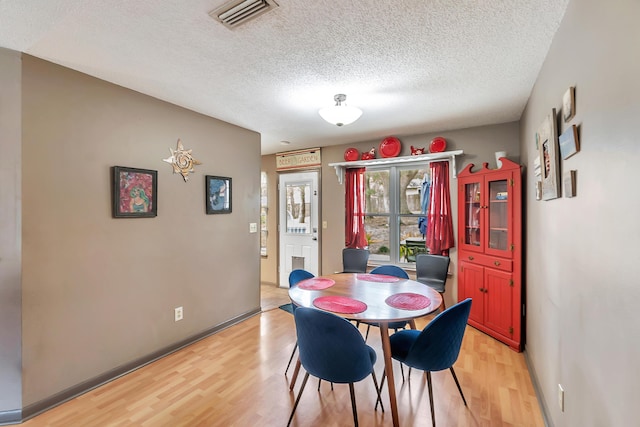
[521,0,640,425]
[1,53,261,409]
[261,122,520,309]
[0,48,22,417]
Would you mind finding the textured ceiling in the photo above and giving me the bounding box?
[0,0,569,154]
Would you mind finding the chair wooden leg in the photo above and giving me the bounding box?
[290,359,301,390]
[285,341,297,374]
[349,382,359,427]
[376,369,386,411]
[449,367,467,406]
[287,372,310,427]
[316,379,333,391]
[370,371,384,412]
[426,371,436,427]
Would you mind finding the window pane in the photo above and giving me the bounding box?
[364,170,390,214]
[286,181,310,234]
[362,166,431,264]
[400,168,429,214]
[365,216,390,262]
[260,172,268,256]
[399,216,427,263]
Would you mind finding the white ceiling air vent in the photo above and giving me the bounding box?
[210,0,279,29]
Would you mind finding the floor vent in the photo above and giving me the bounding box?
[210,0,279,29]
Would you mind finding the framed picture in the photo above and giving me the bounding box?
[206,175,232,214]
[562,86,576,122]
[563,170,577,198]
[559,124,580,159]
[112,166,158,218]
[537,108,561,200]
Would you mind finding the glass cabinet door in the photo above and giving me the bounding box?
[463,181,481,248]
[487,178,508,251]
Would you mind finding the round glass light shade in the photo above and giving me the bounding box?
[318,105,363,127]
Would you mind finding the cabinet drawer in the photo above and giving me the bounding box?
[460,252,512,272]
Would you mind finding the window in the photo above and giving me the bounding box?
[364,165,430,265]
[260,171,268,256]
[285,181,311,234]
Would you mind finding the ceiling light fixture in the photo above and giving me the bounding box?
[318,94,362,127]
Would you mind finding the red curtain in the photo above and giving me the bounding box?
[345,167,368,249]
[426,161,455,255]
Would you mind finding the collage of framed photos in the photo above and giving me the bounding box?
[111,139,232,218]
[534,86,579,201]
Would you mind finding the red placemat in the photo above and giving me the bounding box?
[313,296,368,314]
[385,293,431,310]
[297,277,335,290]
[356,274,401,283]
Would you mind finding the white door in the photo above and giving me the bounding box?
[279,171,320,287]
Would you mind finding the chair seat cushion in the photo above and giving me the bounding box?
[389,329,421,362]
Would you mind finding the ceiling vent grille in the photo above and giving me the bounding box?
[210,0,279,29]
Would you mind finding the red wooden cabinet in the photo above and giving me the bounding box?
[457,158,523,351]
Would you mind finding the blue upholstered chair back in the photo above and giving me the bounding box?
[294,307,376,384]
[415,254,450,293]
[342,248,370,273]
[403,298,472,371]
[370,265,409,279]
[289,269,315,287]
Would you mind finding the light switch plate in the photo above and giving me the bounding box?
[249,223,258,233]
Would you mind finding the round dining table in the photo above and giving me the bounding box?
[288,272,442,427]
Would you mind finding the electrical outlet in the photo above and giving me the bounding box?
[249,223,257,233]
[174,306,184,322]
[558,384,564,412]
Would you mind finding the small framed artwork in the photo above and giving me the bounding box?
[112,166,158,218]
[559,124,580,159]
[563,86,576,122]
[563,170,577,198]
[537,108,561,200]
[533,156,541,177]
[206,175,232,214]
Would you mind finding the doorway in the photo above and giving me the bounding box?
[278,170,320,287]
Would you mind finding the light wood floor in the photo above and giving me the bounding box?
[22,283,544,426]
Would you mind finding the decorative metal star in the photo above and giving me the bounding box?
[162,139,202,182]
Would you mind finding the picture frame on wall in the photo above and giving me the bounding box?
[559,124,580,159]
[111,166,158,218]
[563,170,577,198]
[562,86,576,122]
[206,175,232,214]
[536,108,561,200]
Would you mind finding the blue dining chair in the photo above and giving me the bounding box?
[342,248,369,273]
[379,298,472,426]
[287,307,383,427]
[284,269,315,375]
[360,265,410,341]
